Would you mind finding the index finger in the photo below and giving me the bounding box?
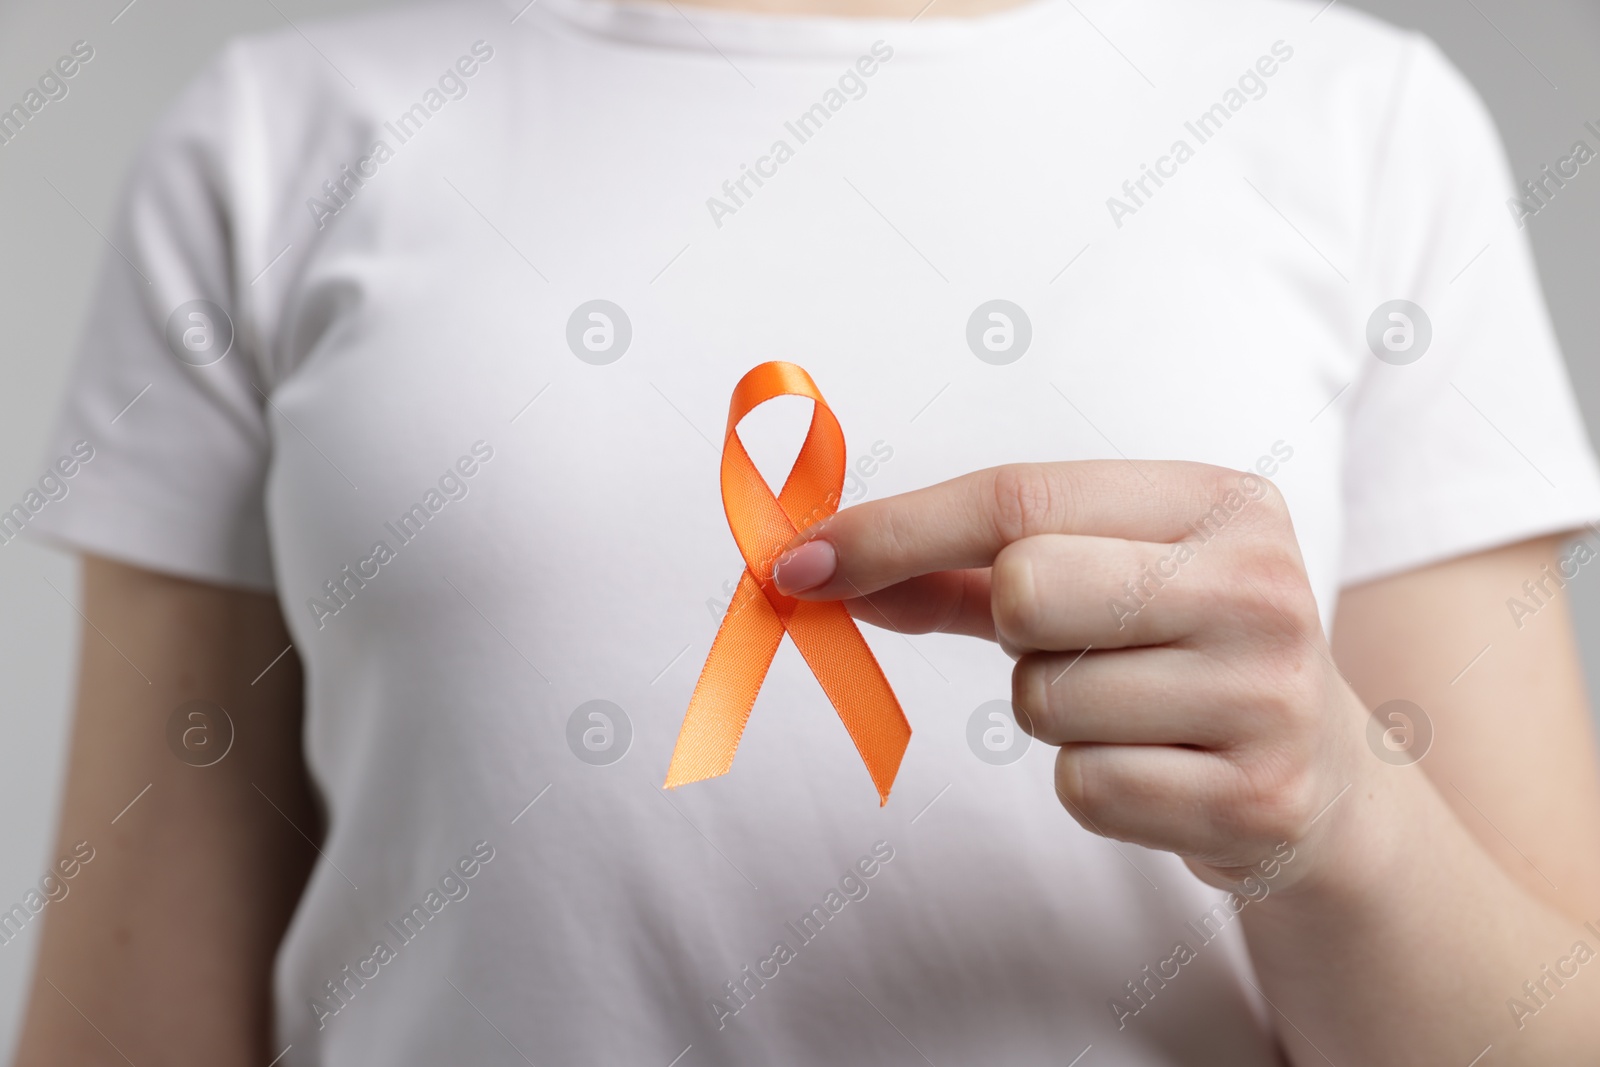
[773,460,1252,600]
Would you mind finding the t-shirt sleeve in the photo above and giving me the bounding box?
[1338,33,1600,587]
[21,44,277,592]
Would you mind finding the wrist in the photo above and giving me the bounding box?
[1264,707,1438,916]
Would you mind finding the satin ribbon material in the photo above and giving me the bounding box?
[664,362,911,805]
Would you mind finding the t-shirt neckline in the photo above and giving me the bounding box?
[519,0,1069,59]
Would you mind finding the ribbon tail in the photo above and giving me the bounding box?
[785,600,912,806]
[664,570,785,790]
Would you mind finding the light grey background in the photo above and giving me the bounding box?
[1,0,1596,1053]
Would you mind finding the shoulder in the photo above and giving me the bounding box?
[129,1,515,247]
[130,2,503,159]
[192,1,509,151]
[1102,0,1508,229]
[140,2,512,157]
[221,0,507,94]
[1107,0,1487,137]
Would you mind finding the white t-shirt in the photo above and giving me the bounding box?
[25,0,1600,1062]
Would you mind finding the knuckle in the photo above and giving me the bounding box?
[1234,750,1317,842]
[1231,463,1284,505]
[1053,745,1093,817]
[1183,462,1242,515]
[1056,747,1140,843]
[1010,656,1050,738]
[988,464,1061,543]
[1252,473,1288,514]
[991,539,1043,645]
[1190,463,1289,540]
[873,505,916,578]
[1232,545,1319,637]
[1246,664,1321,740]
[1197,462,1239,499]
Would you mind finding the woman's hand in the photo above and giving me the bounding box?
[772,460,1370,892]
[777,465,1600,1064]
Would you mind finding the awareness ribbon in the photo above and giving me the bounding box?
[664,362,912,805]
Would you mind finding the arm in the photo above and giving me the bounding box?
[12,556,317,1066]
[770,462,1600,1064]
[1238,533,1600,1064]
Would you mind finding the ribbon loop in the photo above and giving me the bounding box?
[664,362,912,805]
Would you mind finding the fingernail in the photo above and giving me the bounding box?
[772,540,837,596]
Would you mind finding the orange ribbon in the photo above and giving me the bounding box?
[664,362,911,805]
